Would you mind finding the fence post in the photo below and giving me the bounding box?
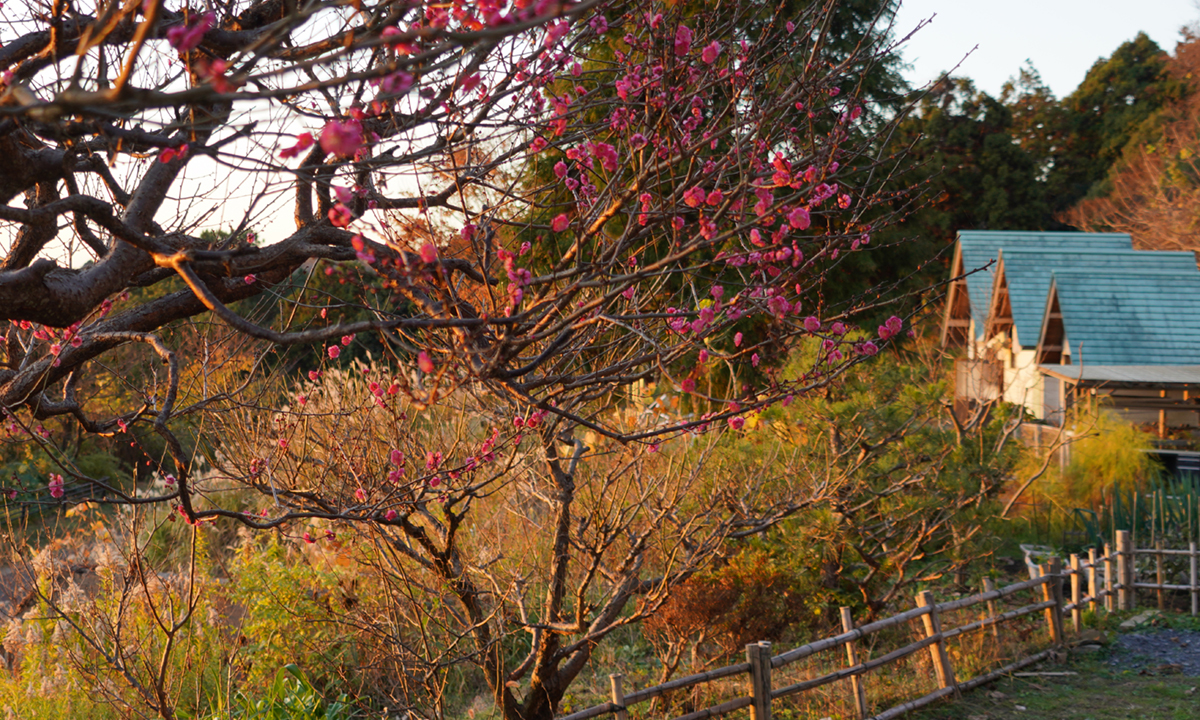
[915,590,958,695]
[1191,541,1198,617]
[840,607,869,720]
[746,642,772,720]
[1156,540,1165,610]
[1088,548,1099,614]
[982,578,1000,639]
[1104,542,1114,611]
[1069,554,1082,633]
[1117,530,1133,611]
[1039,561,1065,645]
[609,674,628,720]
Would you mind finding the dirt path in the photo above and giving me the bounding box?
[907,628,1200,720]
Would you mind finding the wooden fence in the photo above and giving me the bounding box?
[558,530,1200,720]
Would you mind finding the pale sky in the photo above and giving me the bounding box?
[892,0,1200,99]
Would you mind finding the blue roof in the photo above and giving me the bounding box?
[1050,270,1200,366]
[999,248,1198,349]
[957,231,1132,339]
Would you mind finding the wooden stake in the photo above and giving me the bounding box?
[609,674,628,720]
[1117,530,1133,611]
[841,607,868,720]
[746,642,772,720]
[1088,548,1099,614]
[1191,541,1198,617]
[1069,554,1082,633]
[1157,540,1165,610]
[982,578,1000,638]
[1104,542,1114,612]
[916,591,958,694]
[1040,561,1065,645]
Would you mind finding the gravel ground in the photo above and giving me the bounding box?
[1109,629,1200,675]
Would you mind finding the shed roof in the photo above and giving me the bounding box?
[1044,269,1200,366]
[1039,364,1200,388]
[996,248,1198,348]
[954,231,1132,341]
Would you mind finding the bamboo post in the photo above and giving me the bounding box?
[1156,540,1165,610]
[1039,560,1065,645]
[916,591,958,695]
[1069,554,1082,633]
[1191,541,1198,617]
[840,607,869,720]
[982,577,1000,638]
[1117,530,1133,611]
[609,675,628,720]
[746,642,772,720]
[1104,542,1114,612]
[1088,548,1099,614]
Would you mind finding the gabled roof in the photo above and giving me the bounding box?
[991,248,1198,349]
[943,231,1133,344]
[1038,270,1200,366]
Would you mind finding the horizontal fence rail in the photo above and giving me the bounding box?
[557,530,1200,720]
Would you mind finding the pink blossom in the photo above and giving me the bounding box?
[279,132,314,159]
[553,161,569,178]
[166,12,213,53]
[320,119,364,157]
[551,214,570,232]
[278,438,289,450]
[388,469,404,483]
[788,207,811,230]
[701,41,721,64]
[804,316,820,332]
[681,378,696,393]
[417,351,435,373]
[159,144,189,163]
[838,194,852,209]
[831,322,846,335]
[786,21,796,33]
[728,416,745,430]
[391,449,405,467]
[751,353,760,367]
[244,274,256,284]
[385,509,399,521]
[355,487,368,502]
[327,345,341,360]
[683,186,707,207]
[706,188,724,206]
[341,334,354,347]
[419,243,438,264]
[378,70,413,95]
[674,25,693,56]
[591,142,618,172]
[308,370,321,381]
[859,341,879,356]
[734,331,743,347]
[328,203,353,227]
[303,532,315,544]
[426,451,442,470]
[48,474,64,499]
